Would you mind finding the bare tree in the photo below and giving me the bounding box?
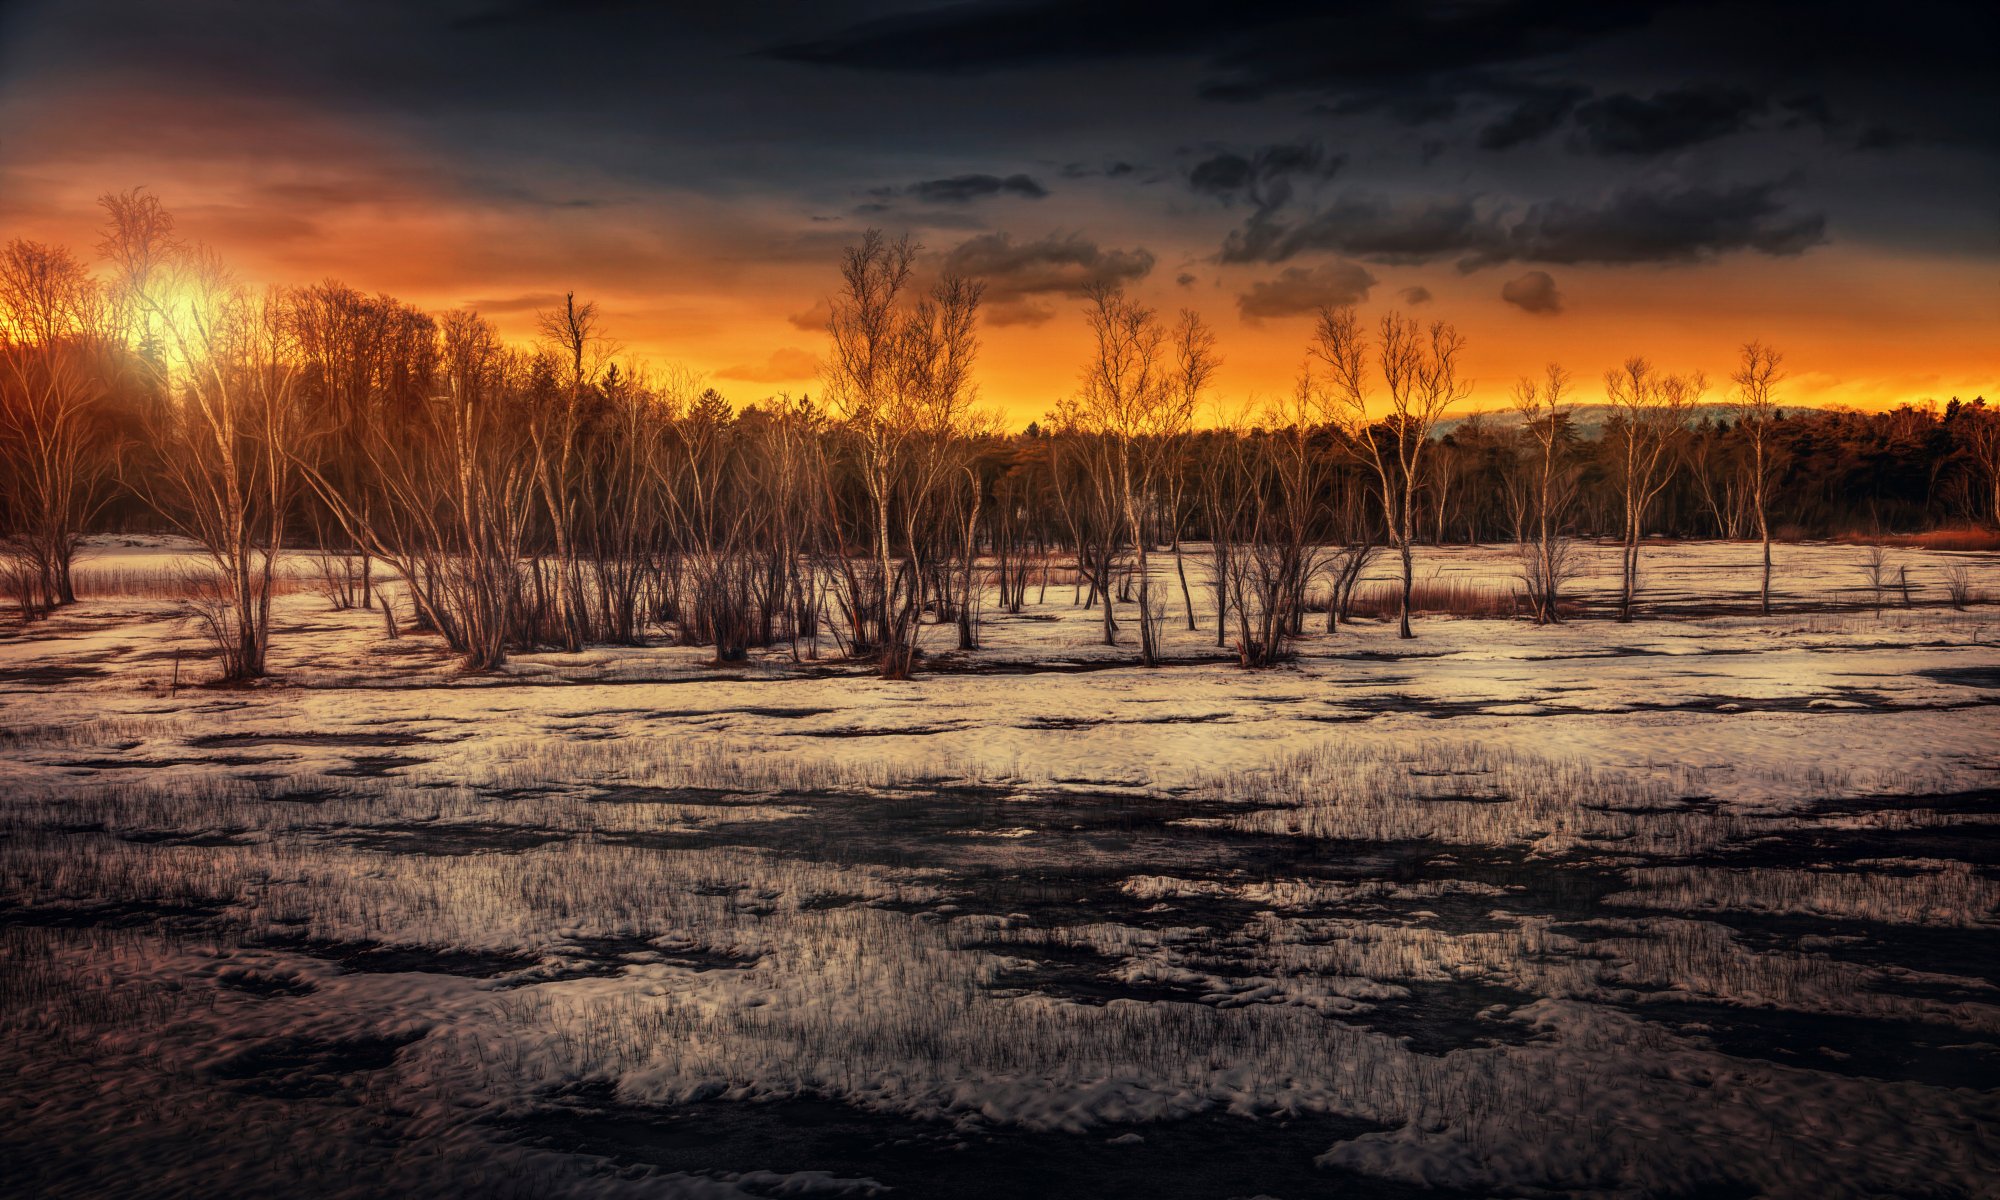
[0,240,113,615]
[1196,404,1254,648]
[1166,309,1220,632]
[1731,340,1785,614]
[1323,470,1378,631]
[1511,363,1574,624]
[1047,395,1124,645]
[1076,285,1163,662]
[132,248,308,679]
[96,188,180,354]
[0,240,97,347]
[299,309,535,670]
[529,292,616,650]
[1605,356,1701,621]
[1859,544,1891,614]
[1964,404,2000,530]
[1310,306,1469,638]
[825,233,913,657]
[1076,286,1205,666]
[823,231,982,678]
[1232,371,1328,665]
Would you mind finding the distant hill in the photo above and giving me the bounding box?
[1436,403,1815,438]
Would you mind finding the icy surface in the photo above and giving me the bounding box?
[2,538,1997,1197]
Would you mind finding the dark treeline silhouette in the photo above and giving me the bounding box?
[3,193,1996,677]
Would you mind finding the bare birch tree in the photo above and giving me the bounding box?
[1166,309,1219,632]
[1605,356,1701,620]
[1970,405,2000,530]
[1310,306,1468,638]
[0,240,113,614]
[133,249,308,679]
[1512,363,1574,623]
[823,231,982,678]
[1730,340,1785,614]
[530,292,615,650]
[1076,285,1202,666]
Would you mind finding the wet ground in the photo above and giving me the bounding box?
[6,762,1995,1198]
[4,567,1999,1197]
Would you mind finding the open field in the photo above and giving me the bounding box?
[4,538,1998,1198]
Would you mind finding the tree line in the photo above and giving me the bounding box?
[2,192,1995,679]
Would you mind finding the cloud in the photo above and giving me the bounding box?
[1488,183,1825,266]
[1399,285,1432,305]
[905,173,1049,203]
[766,1,1650,111]
[1569,87,1765,156]
[1500,270,1563,314]
[1477,85,1589,150]
[1188,154,1255,196]
[786,297,833,332]
[1222,195,1495,265]
[766,1,1276,72]
[1313,88,1459,126]
[1236,263,1377,324]
[1220,183,1826,268]
[1176,272,1197,287]
[1187,141,1342,211]
[941,232,1155,326]
[717,346,819,383]
[465,291,567,315]
[1060,160,1139,179]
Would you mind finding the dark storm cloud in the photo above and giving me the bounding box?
[1187,142,1343,209]
[1399,285,1432,305]
[767,0,1297,73]
[1476,85,1589,151]
[767,0,1650,103]
[764,1,1997,167]
[1500,270,1562,314]
[892,173,1050,203]
[1569,87,1764,157]
[1313,87,1460,127]
[940,232,1155,326]
[1188,155,1254,196]
[1,0,1989,305]
[1221,182,1826,269]
[1061,161,1139,179]
[1854,125,1912,152]
[1494,184,1826,267]
[1236,263,1377,324]
[1221,195,1494,266]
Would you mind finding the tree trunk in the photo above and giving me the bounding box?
[1173,539,1196,631]
[1396,478,1416,639]
[957,477,981,651]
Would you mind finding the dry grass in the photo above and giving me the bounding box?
[1346,579,1523,618]
[1834,528,2000,552]
[67,566,316,602]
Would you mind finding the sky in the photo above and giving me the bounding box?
[0,0,1993,423]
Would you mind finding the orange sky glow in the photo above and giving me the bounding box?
[1,47,1992,426]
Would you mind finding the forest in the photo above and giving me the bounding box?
[4,190,1997,680]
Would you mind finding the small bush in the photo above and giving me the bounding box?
[1941,565,1987,609]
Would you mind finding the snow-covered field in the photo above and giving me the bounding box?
[2,537,1997,1198]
